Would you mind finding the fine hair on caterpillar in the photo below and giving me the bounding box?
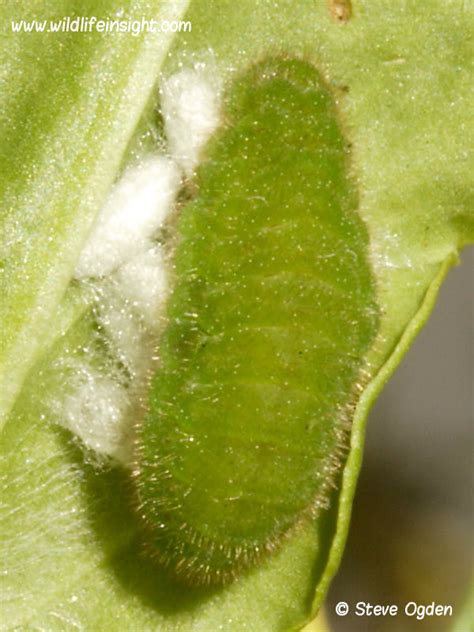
[132,54,380,586]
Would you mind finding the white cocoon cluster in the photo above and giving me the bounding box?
[64,57,223,462]
[75,155,181,278]
[160,66,221,175]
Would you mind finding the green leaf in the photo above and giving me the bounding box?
[1,1,472,630]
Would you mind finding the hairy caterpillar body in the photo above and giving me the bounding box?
[134,57,379,585]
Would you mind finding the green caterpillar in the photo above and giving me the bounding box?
[134,57,379,585]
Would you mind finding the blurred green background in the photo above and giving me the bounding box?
[326,248,473,632]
